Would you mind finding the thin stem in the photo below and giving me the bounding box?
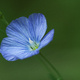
[0,11,9,26]
[3,17,9,26]
[38,52,63,80]
[0,11,9,34]
[36,54,56,80]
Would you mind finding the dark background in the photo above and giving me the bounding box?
[0,0,80,80]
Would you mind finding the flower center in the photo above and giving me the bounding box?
[29,38,39,51]
[30,44,39,50]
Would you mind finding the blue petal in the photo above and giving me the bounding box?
[28,13,47,42]
[1,37,30,48]
[1,37,39,61]
[2,54,18,61]
[1,47,39,61]
[1,47,24,61]
[16,50,39,60]
[0,47,1,53]
[6,17,35,41]
[38,29,54,49]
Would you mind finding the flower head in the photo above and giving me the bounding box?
[0,13,54,61]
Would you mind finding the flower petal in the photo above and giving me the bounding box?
[38,29,54,49]
[16,50,39,60]
[6,17,35,41]
[28,13,47,42]
[1,47,39,61]
[1,37,30,48]
[1,37,39,61]
[2,54,18,61]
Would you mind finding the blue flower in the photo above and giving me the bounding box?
[0,13,54,61]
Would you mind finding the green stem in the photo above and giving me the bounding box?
[0,11,9,26]
[0,11,9,34]
[3,17,9,26]
[37,52,63,80]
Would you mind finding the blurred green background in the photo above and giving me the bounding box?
[0,0,80,80]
